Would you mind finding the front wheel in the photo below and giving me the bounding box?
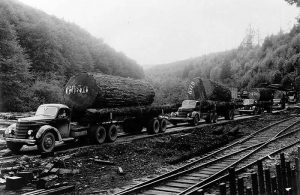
[7,142,23,153]
[37,131,55,153]
[192,114,200,126]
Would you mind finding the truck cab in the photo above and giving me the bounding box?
[168,100,217,126]
[5,104,76,153]
[238,99,261,115]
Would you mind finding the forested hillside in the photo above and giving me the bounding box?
[0,0,144,111]
[147,1,300,106]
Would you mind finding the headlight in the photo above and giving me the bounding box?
[5,123,16,136]
[28,130,33,135]
[171,112,177,117]
[187,113,191,117]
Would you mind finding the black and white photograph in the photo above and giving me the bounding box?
[0,0,300,194]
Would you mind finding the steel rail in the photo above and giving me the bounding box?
[114,117,297,195]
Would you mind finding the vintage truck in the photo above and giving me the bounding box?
[168,78,235,126]
[238,88,273,115]
[4,73,177,153]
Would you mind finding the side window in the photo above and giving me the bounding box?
[57,108,69,119]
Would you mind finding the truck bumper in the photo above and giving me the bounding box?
[168,117,193,122]
[5,138,36,145]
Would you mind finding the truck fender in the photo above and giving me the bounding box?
[191,111,199,118]
[36,125,62,142]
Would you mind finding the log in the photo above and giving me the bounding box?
[64,73,155,111]
[248,88,274,101]
[187,77,231,102]
[83,104,178,123]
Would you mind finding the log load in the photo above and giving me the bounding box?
[187,77,232,102]
[82,104,179,123]
[248,88,274,101]
[64,73,155,111]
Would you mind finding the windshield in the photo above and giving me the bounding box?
[35,106,58,117]
[181,100,197,108]
[243,99,255,105]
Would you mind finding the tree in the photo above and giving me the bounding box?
[0,17,32,111]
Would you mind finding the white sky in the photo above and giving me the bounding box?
[19,0,299,66]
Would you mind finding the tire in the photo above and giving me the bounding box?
[123,119,143,134]
[159,119,167,133]
[192,114,200,126]
[205,113,212,123]
[225,110,234,120]
[7,142,23,153]
[37,131,56,153]
[147,118,160,134]
[212,113,218,123]
[89,125,106,144]
[106,124,118,142]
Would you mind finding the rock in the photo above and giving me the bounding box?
[213,126,224,135]
[228,126,240,136]
[117,167,125,175]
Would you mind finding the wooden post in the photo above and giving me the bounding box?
[271,176,278,195]
[295,157,300,195]
[286,161,292,188]
[251,173,259,195]
[237,177,244,195]
[246,187,252,195]
[257,160,265,194]
[277,164,283,195]
[265,169,272,195]
[219,183,226,195]
[229,167,237,195]
[281,153,287,190]
[291,169,297,195]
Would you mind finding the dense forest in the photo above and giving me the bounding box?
[147,0,300,106]
[0,0,144,111]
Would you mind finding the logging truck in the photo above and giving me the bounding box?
[168,78,235,125]
[238,88,273,115]
[4,73,176,153]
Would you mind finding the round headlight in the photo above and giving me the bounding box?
[28,130,33,135]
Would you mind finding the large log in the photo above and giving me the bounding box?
[248,88,274,101]
[64,73,155,111]
[187,77,232,102]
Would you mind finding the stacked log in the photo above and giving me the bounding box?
[64,73,155,111]
[248,88,274,101]
[187,77,232,102]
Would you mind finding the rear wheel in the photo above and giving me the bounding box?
[147,118,160,134]
[37,131,55,153]
[159,119,167,133]
[7,142,23,153]
[89,125,106,144]
[106,124,118,142]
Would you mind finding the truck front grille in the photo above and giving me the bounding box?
[15,122,34,139]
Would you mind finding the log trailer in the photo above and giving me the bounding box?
[168,78,235,125]
[4,73,176,153]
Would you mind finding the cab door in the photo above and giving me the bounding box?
[55,108,71,138]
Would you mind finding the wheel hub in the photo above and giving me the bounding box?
[44,136,53,148]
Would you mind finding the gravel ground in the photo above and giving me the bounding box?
[0,112,293,194]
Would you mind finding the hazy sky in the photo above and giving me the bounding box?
[19,0,299,66]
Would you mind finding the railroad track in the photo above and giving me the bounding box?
[114,116,300,195]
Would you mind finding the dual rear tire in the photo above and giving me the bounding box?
[89,124,118,144]
[147,118,168,134]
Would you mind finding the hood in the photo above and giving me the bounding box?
[178,107,195,112]
[18,115,55,122]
